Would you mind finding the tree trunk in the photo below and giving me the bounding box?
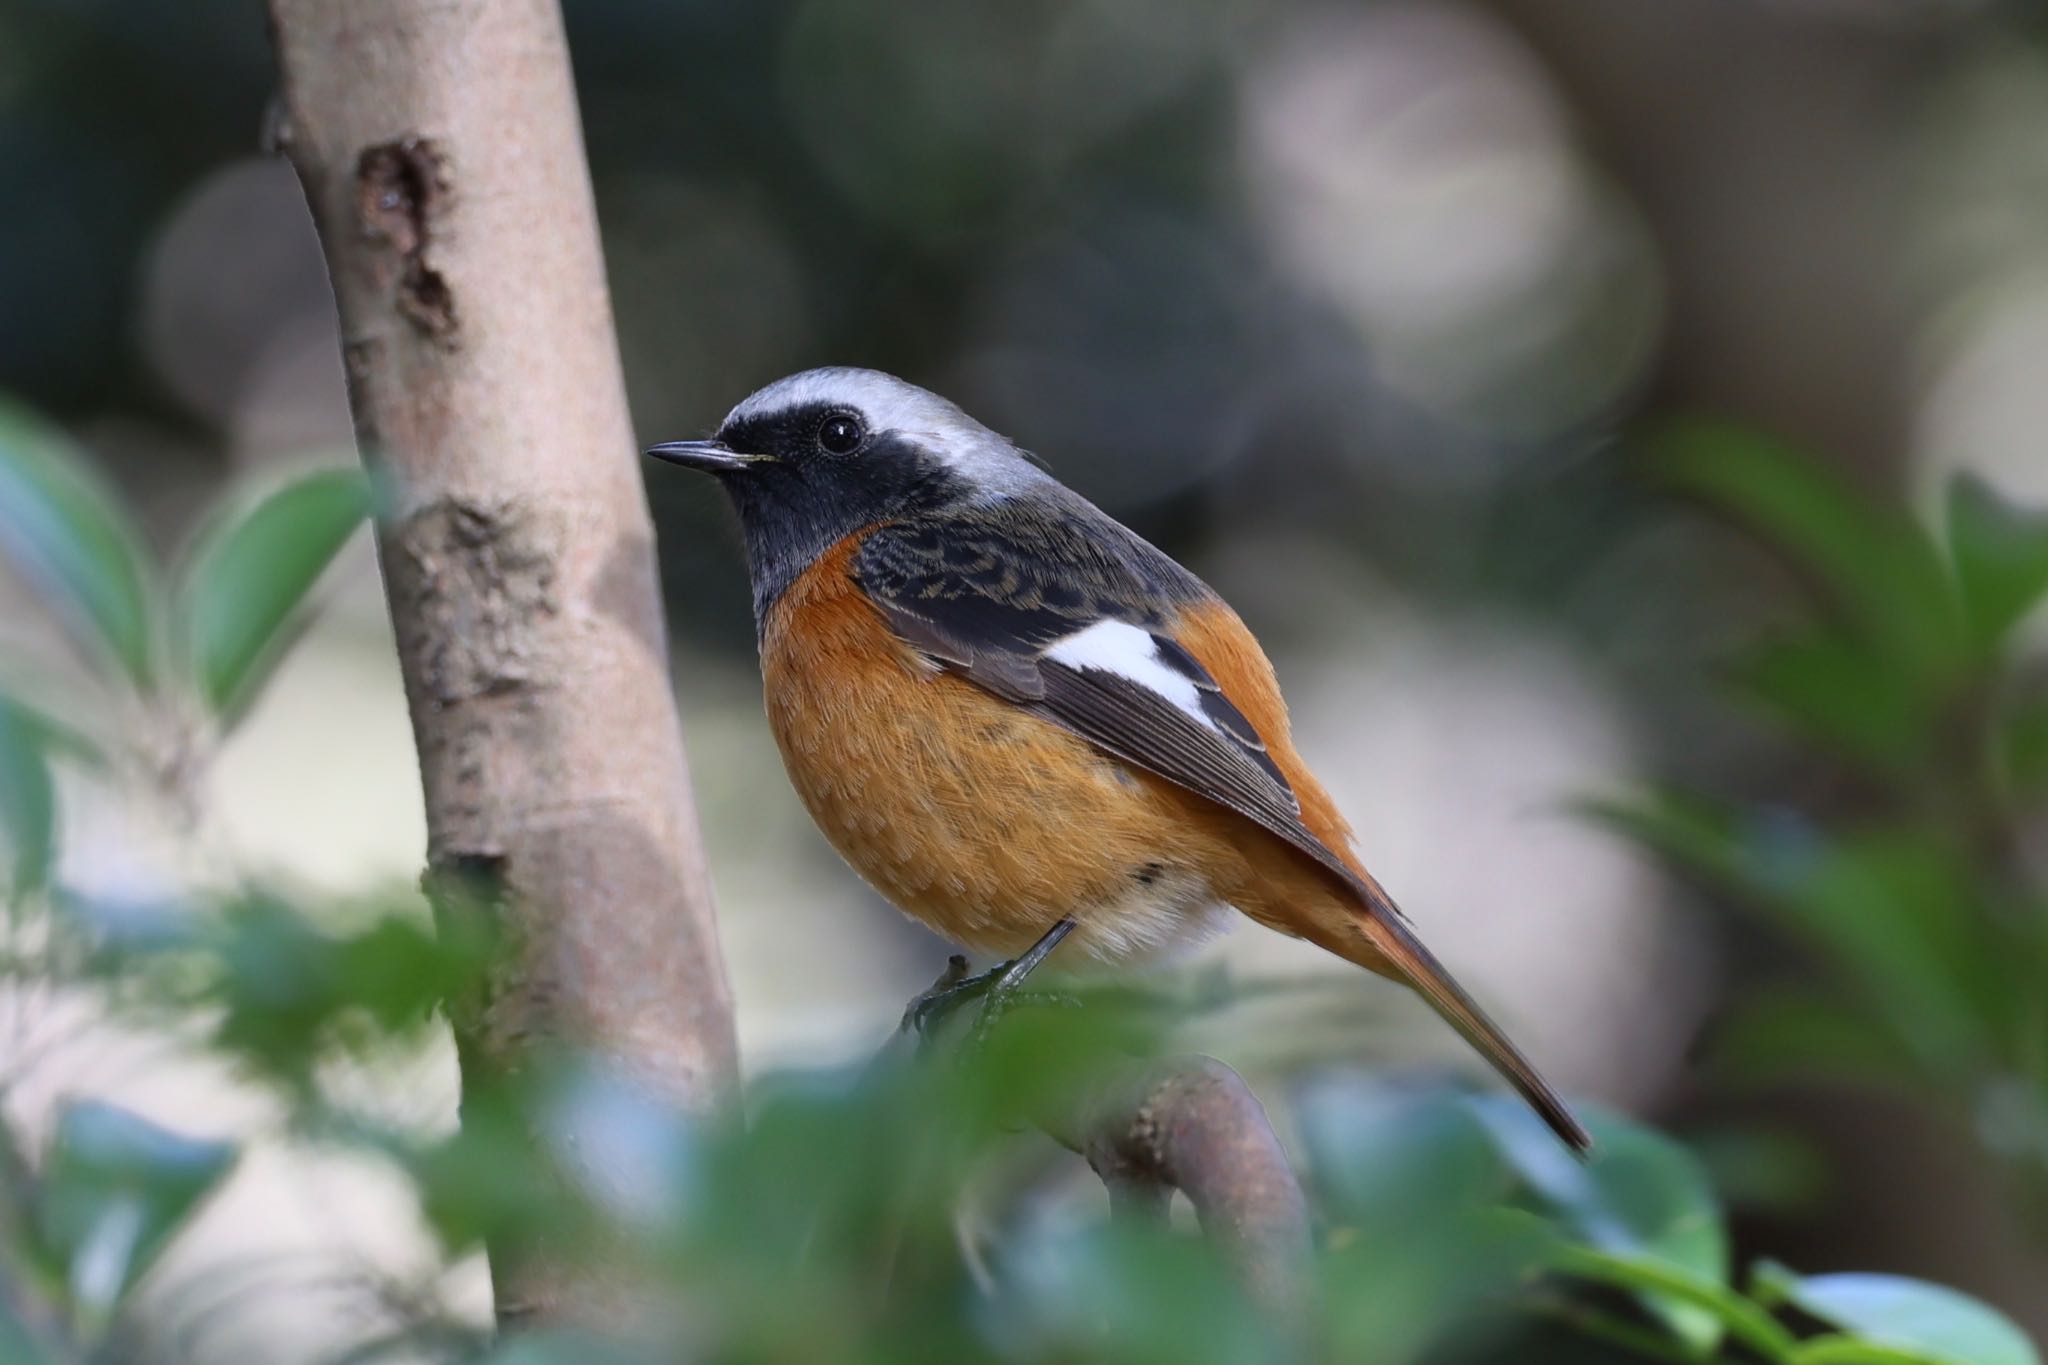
[263,0,738,1328]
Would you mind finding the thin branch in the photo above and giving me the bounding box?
[1060,1054,1314,1321]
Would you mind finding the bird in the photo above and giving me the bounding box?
[646,367,1591,1153]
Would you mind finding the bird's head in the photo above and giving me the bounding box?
[646,367,1050,619]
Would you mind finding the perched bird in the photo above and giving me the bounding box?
[648,368,1591,1152]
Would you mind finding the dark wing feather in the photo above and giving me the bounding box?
[1034,658,1302,833]
[854,499,1370,885]
[1145,634,1291,791]
[853,492,1178,699]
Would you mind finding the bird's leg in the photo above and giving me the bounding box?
[900,917,1078,1045]
[969,916,1079,1046]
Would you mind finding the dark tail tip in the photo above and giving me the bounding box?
[1360,900,1595,1158]
[1519,1070,1596,1158]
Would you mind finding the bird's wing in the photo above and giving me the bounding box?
[851,505,1365,893]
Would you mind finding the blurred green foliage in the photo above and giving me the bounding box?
[0,399,158,693]
[0,398,370,841]
[176,469,372,721]
[1597,424,2048,1218]
[0,404,2040,1361]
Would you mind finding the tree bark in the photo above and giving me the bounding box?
[263,0,739,1327]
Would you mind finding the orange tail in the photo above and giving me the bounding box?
[1327,886,1593,1155]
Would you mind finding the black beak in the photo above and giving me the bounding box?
[644,438,762,473]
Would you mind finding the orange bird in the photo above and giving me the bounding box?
[649,368,1590,1153]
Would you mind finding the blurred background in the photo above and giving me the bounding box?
[3,0,2047,1359]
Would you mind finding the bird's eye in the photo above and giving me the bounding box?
[816,412,866,456]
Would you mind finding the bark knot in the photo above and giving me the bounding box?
[356,137,458,342]
[391,497,559,707]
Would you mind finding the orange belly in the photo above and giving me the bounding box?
[759,532,1382,970]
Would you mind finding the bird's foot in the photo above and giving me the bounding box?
[899,955,995,1040]
[898,919,1082,1052]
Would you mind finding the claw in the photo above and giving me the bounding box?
[900,955,1002,1042]
[895,918,1079,1052]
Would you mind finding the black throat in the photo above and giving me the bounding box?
[716,429,971,635]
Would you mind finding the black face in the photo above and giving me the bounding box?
[704,400,970,626]
[718,400,873,466]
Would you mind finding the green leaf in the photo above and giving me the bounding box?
[1946,474,2048,655]
[0,397,155,689]
[1551,1244,1799,1362]
[474,1330,649,1365]
[1656,421,1964,685]
[34,1101,236,1335]
[0,1310,49,1365]
[1685,1125,1830,1217]
[1298,1082,1533,1362]
[1756,1266,2040,1365]
[1473,1099,1730,1352]
[1732,629,1932,775]
[995,1218,1274,1365]
[175,466,370,719]
[1796,1337,1963,1365]
[1750,833,1993,1071]
[1712,992,1919,1093]
[204,891,486,1086]
[407,1072,585,1256]
[1999,695,2048,798]
[1593,794,1993,1073]
[1298,1079,1508,1222]
[1581,789,1752,886]
[0,697,56,899]
[0,681,104,772]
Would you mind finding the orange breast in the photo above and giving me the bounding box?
[759,534,1383,969]
[762,535,1210,960]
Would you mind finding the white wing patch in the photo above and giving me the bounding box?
[1044,620,1214,728]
